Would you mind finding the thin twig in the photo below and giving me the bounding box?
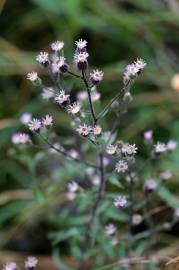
[82,70,97,125]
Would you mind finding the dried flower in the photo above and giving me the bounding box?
[106,144,117,155]
[121,143,138,155]
[115,160,128,173]
[93,125,102,136]
[25,257,38,270]
[51,40,64,52]
[114,195,127,207]
[105,224,116,236]
[55,90,70,105]
[41,87,54,100]
[68,181,78,193]
[143,178,157,193]
[36,52,49,66]
[67,102,81,114]
[166,140,177,152]
[144,130,153,141]
[28,118,41,131]
[11,133,30,144]
[3,262,17,270]
[42,115,53,126]
[20,112,32,125]
[90,69,104,84]
[74,52,89,71]
[76,124,91,136]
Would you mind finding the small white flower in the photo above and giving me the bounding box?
[92,175,100,186]
[75,39,87,50]
[25,257,38,269]
[26,71,38,82]
[115,160,128,173]
[68,181,78,193]
[160,171,172,181]
[55,90,70,104]
[166,140,177,152]
[3,262,17,270]
[114,195,127,207]
[121,143,138,155]
[91,90,101,102]
[93,125,102,136]
[106,144,117,155]
[74,52,89,64]
[90,69,104,84]
[77,91,88,102]
[143,178,157,193]
[36,52,49,64]
[28,118,41,131]
[67,102,81,114]
[76,124,91,136]
[132,214,143,225]
[154,142,166,154]
[41,87,54,100]
[11,133,30,144]
[134,58,146,69]
[124,63,140,79]
[51,56,66,73]
[105,224,116,236]
[51,40,64,51]
[20,112,32,124]
[42,115,53,126]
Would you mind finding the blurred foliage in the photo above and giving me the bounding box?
[0,0,179,268]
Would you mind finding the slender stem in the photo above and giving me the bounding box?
[128,181,134,234]
[79,152,105,270]
[37,133,98,169]
[82,70,97,125]
[97,80,131,121]
[68,70,82,79]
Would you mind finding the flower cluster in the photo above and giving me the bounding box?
[123,58,146,84]
[3,257,38,270]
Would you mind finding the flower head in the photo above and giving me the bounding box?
[52,56,69,73]
[74,52,89,70]
[143,178,157,193]
[90,69,104,84]
[124,63,140,80]
[115,160,128,173]
[134,58,146,70]
[42,115,53,126]
[144,130,153,141]
[55,90,70,105]
[11,133,30,144]
[76,124,91,136]
[28,118,41,131]
[25,257,38,270]
[121,143,138,155]
[93,125,102,136]
[160,171,172,181]
[114,195,127,208]
[36,52,49,65]
[67,102,81,114]
[26,71,38,82]
[154,142,166,155]
[132,214,143,225]
[166,140,177,152]
[75,39,87,50]
[105,224,116,236]
[20,112,32,125]
[68,181,78,193]
[41,87,54,100]
[51,40,64,52]
[106,144,117,155]
[3,262,17,270]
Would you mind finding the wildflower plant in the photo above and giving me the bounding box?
[11,38,178,270]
